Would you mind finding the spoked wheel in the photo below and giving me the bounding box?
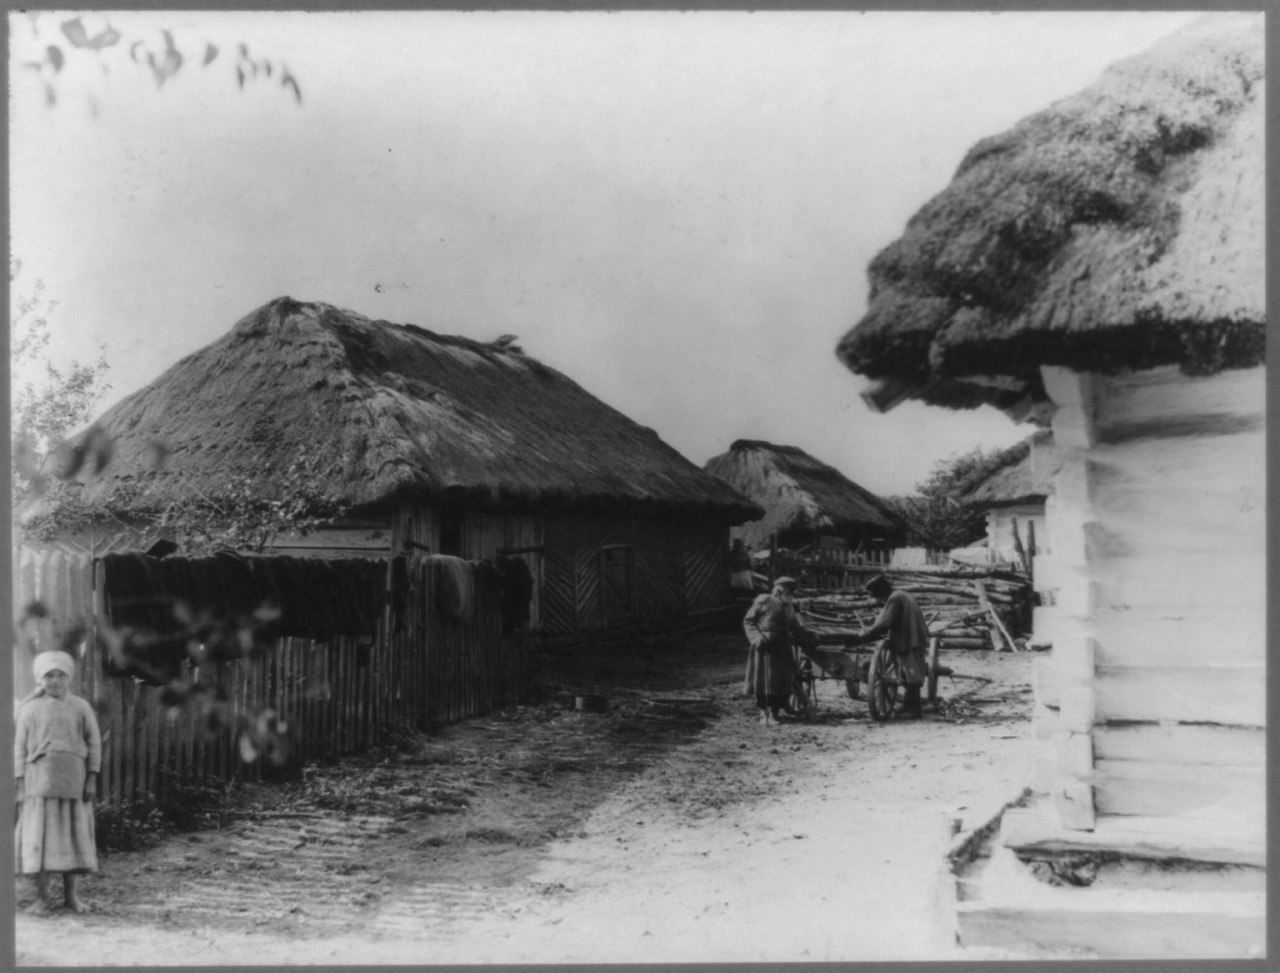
[867,648,900,722]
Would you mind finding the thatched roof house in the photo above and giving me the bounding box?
[837,13,1263,418]
[61,297,757,520]
[703,439,901,552]
[53,297,762,639]
[835,15,1264,956]
[954,431,1063,508]
[954,430,1064,563]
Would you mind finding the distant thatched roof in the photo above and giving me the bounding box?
[954,431,1063,508]
[703,439,901,548]
[56,298,761,521]
[837,14,1264,413]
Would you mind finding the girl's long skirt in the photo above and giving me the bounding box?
[14,797,98,874]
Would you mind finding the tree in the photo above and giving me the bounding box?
[884,446,1000,551]
[10,276,113,510]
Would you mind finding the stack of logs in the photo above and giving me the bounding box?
[798,569,1032,652]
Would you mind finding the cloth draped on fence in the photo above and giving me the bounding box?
[99,553,386,682]
[98,550,535,681]
[427,555,475,621]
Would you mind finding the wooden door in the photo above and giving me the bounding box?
[599,545,634,627]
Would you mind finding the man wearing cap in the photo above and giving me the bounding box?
[859,574,930,719]
[743,576,811,725]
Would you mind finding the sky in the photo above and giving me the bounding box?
[10,9,1206,497]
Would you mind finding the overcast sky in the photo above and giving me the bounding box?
[11,9,1204,496]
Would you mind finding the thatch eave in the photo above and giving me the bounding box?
[837,14,1264,407]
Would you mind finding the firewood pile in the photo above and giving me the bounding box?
[796,568,1032,652]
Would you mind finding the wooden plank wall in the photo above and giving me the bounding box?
[393,505,544,633]
[12,551,532,805]
[682,521,731,614]
[541,512,732,639]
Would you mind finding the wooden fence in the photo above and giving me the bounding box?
[12,548,533,805]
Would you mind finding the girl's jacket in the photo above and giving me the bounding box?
[14,694,102,799]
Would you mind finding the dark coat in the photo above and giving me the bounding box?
[865,588,929,685]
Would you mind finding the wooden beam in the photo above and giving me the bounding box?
[1094,665,1265,726]
[1000,805,1266,866]
[1093,364,1265,444]
[957,903,1264,960]
[859,376,914,413]
[1041,366,1098,449]
[1094,759,1265,820]
[1093,724,1265,766]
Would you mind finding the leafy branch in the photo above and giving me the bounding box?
[11,277,113,509]
[883,446,1001,550]
[17,12,303,109]
[23,449,349,557]
[18,597,295,769]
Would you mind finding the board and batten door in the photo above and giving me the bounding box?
[599,545,634,628]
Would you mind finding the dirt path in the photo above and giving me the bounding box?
[15,629,1039,964]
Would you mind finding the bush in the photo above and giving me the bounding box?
[94,799,171,854]
[95,775,239,854]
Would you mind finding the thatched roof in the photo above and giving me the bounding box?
[703,439,901,548]
[837,14,1264,413]
[954,431,1063,508]
[56,297,761,521]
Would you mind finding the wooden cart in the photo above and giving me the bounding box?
[794,636,951,722]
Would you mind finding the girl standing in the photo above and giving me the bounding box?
[14,650,101,913]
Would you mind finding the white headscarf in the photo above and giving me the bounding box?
[32,650,76,682]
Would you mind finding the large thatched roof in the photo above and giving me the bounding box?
[56,297,761,521]
[837,14,1264,413]
[954,431,1063,508]
[703,439,901,548]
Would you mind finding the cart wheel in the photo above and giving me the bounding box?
[845,677,861,700]
[867,649,898,722]
[926,637,940,704]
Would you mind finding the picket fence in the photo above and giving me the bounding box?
[12,548,533,805]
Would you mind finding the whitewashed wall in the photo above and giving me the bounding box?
[985,503,1046,562]
[1029,364,1265,839]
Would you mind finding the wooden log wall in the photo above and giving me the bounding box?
[1028,363,1265,840]
[11,550,533,806]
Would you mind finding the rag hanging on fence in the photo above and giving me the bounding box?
[99,553,186,684]
[427,555,475,621]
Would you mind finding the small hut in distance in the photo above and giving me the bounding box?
[954,430,1064,565]
[703,440,903,558]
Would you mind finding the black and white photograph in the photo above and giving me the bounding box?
[8,7,1266,964]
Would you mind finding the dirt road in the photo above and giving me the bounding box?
[15,629,1038,964]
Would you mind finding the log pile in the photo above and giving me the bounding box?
[796,568,1032,652]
